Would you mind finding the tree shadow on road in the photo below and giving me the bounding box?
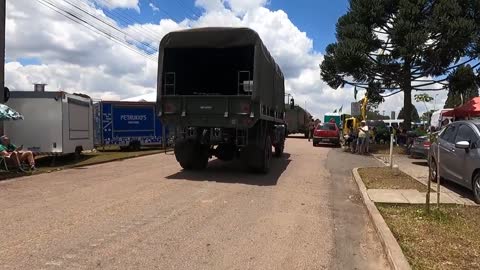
[166,153,292,186]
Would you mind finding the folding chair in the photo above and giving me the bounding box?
[0,155,31,173]
[0,156,9,172]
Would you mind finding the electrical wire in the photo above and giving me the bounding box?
[61,0,159,54]
[46,0,159,56]
[173,0,201,19]
[36,0,157,62]
[95,0,166,41]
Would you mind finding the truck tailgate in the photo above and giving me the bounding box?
[161,96,256,127]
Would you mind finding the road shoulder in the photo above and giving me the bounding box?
[352,168,412,270]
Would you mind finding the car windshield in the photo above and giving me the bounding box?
[318,124,336,131]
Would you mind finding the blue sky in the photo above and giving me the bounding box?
[105,0,349,53]
[10,0,438,118]
[268,0,349,52]
[18,0,350,66]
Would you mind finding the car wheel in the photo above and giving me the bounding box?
[473,173,480,204]
[430,158,438,183]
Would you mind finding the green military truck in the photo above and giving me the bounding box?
[157,28,286,173]
[285,105,311,138]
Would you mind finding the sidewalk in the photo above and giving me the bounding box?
[368,189,458,204]
[372,154,477,206]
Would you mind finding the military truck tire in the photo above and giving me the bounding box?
[216,144,236,161]
[241,136,271,174]
[258,136,272,174]
[192,145,209,170]
[274,140,284,157]
[179,160,193,170]
[175,140,195,170]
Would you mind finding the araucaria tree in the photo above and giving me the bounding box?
[444,65,480,108]
[321,0,480,129]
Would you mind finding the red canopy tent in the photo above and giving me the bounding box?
[443,97,480,119]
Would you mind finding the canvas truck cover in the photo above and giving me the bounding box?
[157,27,285,113]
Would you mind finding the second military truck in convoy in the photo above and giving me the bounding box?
[285,105,311,137]
[157,28,286,173]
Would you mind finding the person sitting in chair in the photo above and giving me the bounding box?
[0,144,20,170]
[0,136,36,170]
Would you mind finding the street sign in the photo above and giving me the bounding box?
[351,102,361,116]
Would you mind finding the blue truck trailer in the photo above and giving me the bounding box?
[94,101,167,150]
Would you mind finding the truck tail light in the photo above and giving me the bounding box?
[241,103,251,113]
[164,103,176,113]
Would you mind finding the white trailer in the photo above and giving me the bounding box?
[430,109,453,129]
[4,91,94,155]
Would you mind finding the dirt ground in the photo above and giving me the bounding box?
[0,139,388,269]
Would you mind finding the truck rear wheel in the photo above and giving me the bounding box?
[175,140,193,170]
[241,136,272,174]
[261,136,272,173]
[274,140,284,157]
[174,140,209,170]
[192,144,209,170]
[215,144,236,161]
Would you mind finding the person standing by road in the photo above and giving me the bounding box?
[357,121,369,154]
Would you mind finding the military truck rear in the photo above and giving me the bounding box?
[157,28,286,173]
[285,105,311,138]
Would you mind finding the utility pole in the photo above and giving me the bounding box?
[1,0,5,100]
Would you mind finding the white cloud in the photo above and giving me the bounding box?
[149,2,159,12]
[5,0,413,120]
[95,0,140,12]
[226,0,269,14]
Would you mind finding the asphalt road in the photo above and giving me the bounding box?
[0,138,388,270]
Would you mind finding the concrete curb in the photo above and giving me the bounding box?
[352,168,412,270]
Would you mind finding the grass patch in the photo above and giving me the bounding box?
[369,144,407,155]
[378,204,480,270]
[0,147,167,181]
[358,167,429,192]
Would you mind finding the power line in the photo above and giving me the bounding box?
[61,0,158,54]
[96,0,165,41]
[150,0,181,22]
[172,0,201,19]
[36,0,157,62]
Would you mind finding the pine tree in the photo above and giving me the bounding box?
[444,65,480,108]
[321,0,480,129]
[398,106,420,123]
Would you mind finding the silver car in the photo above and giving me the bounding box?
[429,120,480,203]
